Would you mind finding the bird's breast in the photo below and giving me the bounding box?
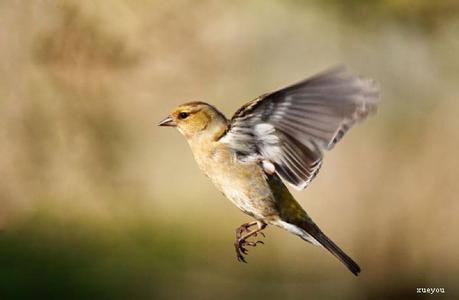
[189,141,278,219]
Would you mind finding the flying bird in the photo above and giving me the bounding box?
[158,66,379,275]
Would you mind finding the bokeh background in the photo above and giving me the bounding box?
[1,1,458,299]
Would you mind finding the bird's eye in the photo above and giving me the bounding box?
[178,112,189,119]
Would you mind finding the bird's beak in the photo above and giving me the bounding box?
[158,115,177,127]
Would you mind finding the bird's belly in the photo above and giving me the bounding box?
[219,185,266,219]
[206,161,277,219]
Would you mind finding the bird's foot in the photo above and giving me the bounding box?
[234,238,265,263]
[235,239,248,263]
[234,221,267,263]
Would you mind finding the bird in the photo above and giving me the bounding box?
[158,66,379,276]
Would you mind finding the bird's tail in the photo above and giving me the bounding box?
[278,219,361,276]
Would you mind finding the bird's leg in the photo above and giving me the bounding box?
[234,221,267,263]
[236,221,266,240]
[235,221,258,239]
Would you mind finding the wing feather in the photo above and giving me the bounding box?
[220,66,380,190]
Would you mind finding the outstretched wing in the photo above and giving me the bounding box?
[219,66,380,190]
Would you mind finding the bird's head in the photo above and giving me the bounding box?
[158,101,228,140]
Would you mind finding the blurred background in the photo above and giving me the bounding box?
[1,1,458,299]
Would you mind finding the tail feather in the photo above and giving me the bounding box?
[301,220,361,276]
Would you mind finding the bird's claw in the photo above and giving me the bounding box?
[234,238,265,263]
[235,241,248,263]
[252,232,265,238]
[246,240,264,247]
[234,222,267,263]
